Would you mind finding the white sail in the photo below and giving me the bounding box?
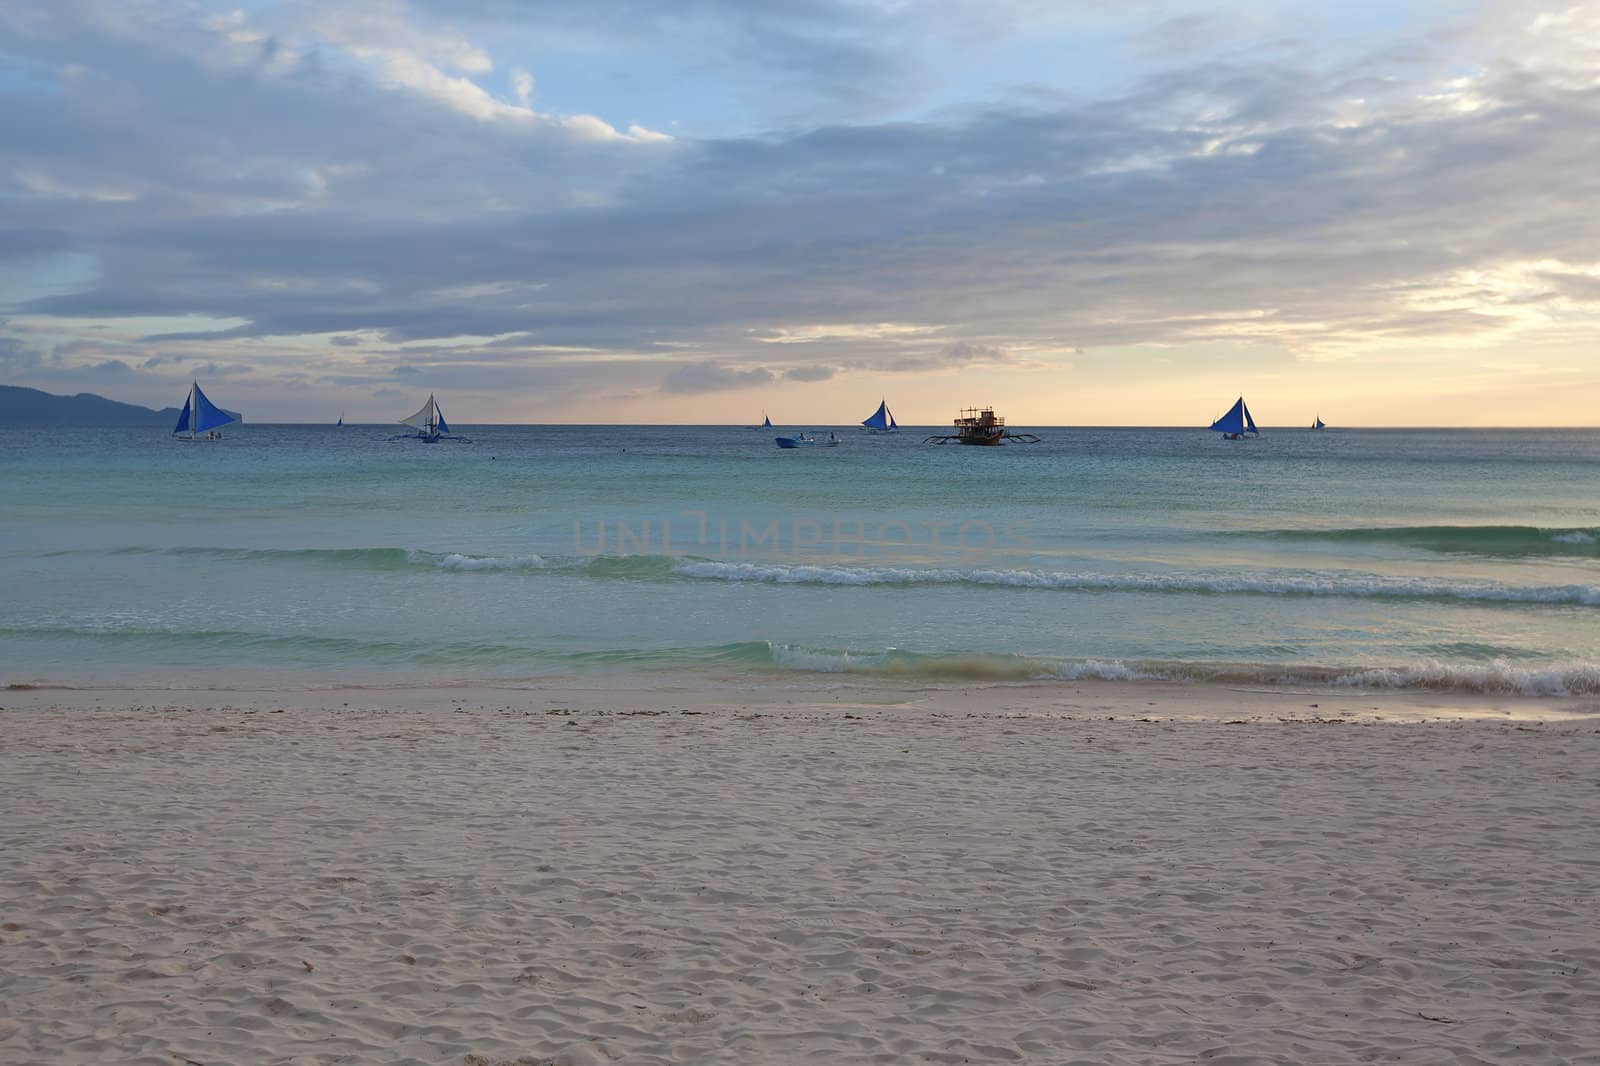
[401,395,435,428]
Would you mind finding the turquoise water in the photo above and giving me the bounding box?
[3,425,1598,694]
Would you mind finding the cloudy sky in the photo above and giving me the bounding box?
[2,0,1598,425]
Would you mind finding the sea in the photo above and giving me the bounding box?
[3,424,1598,696]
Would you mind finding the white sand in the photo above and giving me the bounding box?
[2,680,1598,1065]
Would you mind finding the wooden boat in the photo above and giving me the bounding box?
[924,407,1040,445]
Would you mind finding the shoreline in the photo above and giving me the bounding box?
[5,674,1598,723]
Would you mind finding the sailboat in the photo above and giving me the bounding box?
[762,412,772,429]
[171,381,238,441]
[393,393,468,443]
[337,412,345,428]
[860,399,898,433]
[1210,396,1260,440]
[1311,415,1326,430]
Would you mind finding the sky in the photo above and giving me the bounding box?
[2,0,1599,426]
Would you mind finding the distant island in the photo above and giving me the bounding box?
[0,385,241,426]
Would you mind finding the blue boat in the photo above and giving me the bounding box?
[1210,396,1260,440]
[776,431,839,448]
[860,399,897,433]
[172,381,239,441]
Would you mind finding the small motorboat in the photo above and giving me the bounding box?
[775,431,840,448]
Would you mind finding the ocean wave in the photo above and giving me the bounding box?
[759,646,1600,695]
[7,621,1599,696]
[95,545,553,571]
[36,545,1600,606]
[1260,524,1600,556]
[766,644,1058,680]
[1329,660,1600,697]
[0,623,532,664]
[425,551,548,571]
[669,559,1600,606]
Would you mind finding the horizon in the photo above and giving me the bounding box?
[11,382,1600,430]
[10,380,1600,431]
[3,2,1599,426]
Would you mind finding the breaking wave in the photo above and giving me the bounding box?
[6,620,1599,696]
[756,647,1600,695]
[44,546,1600,606]
[666,559,1600,607]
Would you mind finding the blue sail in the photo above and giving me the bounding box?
[1209,396,1257,435]
[762,415,772,428]
[862,399,894,430]
[172,396,193,435]
[435,404,451,435]
[191,383,237,433]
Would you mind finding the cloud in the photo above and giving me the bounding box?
[783,365,835,382]
[660,361,775,394]
[0,336,43,369]
[304,3,494,75]
[83,358,135,378]
[3,0,1600,419]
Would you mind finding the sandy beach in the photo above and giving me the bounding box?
[2,679,1597,1065]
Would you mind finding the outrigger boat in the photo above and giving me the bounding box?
[776,431,840,448]
[924,407,1040,445]
[1311,415,1326,430]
